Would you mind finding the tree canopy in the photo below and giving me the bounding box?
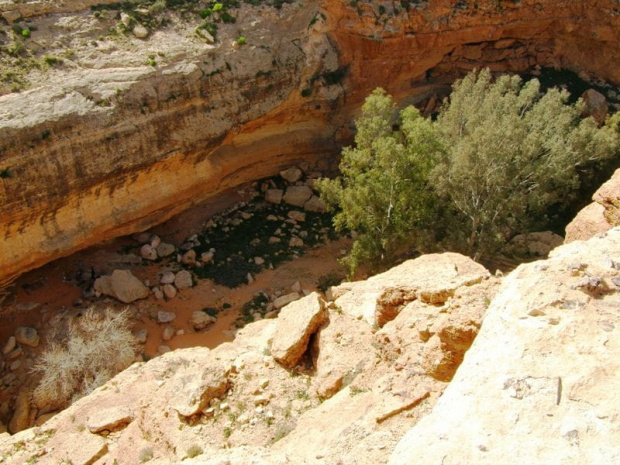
[317,69,620,275]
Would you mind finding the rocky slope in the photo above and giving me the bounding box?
[2,225,620,464]
[0,252,499,464]
[1,0,620,287]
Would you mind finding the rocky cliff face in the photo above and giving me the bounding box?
[1,0,619,286]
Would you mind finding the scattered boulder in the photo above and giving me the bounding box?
[156,242,176,258]
[158,311,177,323]
[289,237,304,248]
[283,186,313,207]
[287,210,306,222]
[280,167,303,183]
[265,189,284,204]
[160,271,176,285]
[565,203,610,243]
[304,195,327,213]
[163,284,177,299]
[174,270,193,289]
[14,327,39,348]
[162,326,176,341]
[140,244,158,261]
[190,311,216,330]
[271,292,326,368]
[182,250,197,266]
[153,287,164,300]
[94,270,149,304]
[581,88,608,125]
[132,24,149,39]
[201,251,214,263]
[273,292,300,310]
[150,235,161,248]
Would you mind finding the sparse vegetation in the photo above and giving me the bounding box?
[186,444,203,458]
[316,271,342,293]
[31,307,137,411]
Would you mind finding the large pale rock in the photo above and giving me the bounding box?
[282,186,313,207]
[271,293,326,368]
[94,270,149,303]
[566,168,620,243]
[87,406,134,433]
[272,292,300,310]
[169,362,231,417]
[333,253,489,326]
[593,168,620,227]
[190,310,216,330]
[140,244,158,261]
[174,270,193,289]
[565,202,610,242]
[390,228,620,465]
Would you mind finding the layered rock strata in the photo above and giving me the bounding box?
[1,0,620,286]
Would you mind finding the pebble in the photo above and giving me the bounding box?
[158,310,177,323]
[2,336,16,355]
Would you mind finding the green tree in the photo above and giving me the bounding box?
[319,70,619,273]
[433,69,619,257]
[316,89,443,275]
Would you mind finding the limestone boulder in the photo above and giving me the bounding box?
[265,189,284,205]
[190,310,216,330]
[271,292,326,369]
[304,195,327,213]
[566,168,620,243]
[280,167,303,183]
[282,186,313,207]
[272,292,300,310]
[94,270,149,304]
[140,244,158,261]
[508,231,564,257]
[174,270,193,289]
[390,228,620,465]
[333,253,490,326]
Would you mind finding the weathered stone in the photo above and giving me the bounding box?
[271,293,326,368]
[163,283,177,299]
[581,88,608,125]
[169,362,230,417]
[140,244,158,261]
[190,310,216,330]
[132,24,149,39]
[153,287,164,300]
[287,210,306,222]
[201,251,214,263]
[94,270,149,304]
[14,327,39,348]
[156,242,176,257]
[265,189,284,204]
[289,237,304,248]
[174,270,193,289]
[181,249,197,266]
[158,310,177,323]
[283,186,313,207]
[304,195,327,213]
[2,336,16,355]
[565,203,610,243]
[273,292,301,310]
[87,406,133,433]
[509,231,564,257]
[280,167,303,183]
[160,271,176,284]
[162,326,176,341]
[8,391,30,434]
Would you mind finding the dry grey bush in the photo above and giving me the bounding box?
[32,307,137,411]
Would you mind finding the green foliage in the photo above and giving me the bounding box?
[319,69,620,274]
[316,88,442,275]
[433,69,619,256]
[236,36,246,45]
[316,272,342,293]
